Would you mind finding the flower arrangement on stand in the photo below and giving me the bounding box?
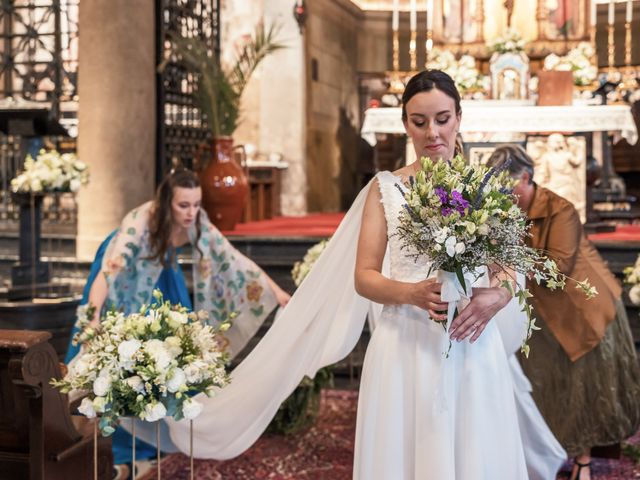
[488,28,527,54]
[52,291,231,436]
[396,155,597,357]
[268,239,333,435]
[11,149,89,193]
[543,42,598,87]
[624,255,640,305]
[427,49,485,98]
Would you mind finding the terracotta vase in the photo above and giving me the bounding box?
[200,136,249,231]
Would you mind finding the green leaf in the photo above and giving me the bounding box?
[455,266,467,295]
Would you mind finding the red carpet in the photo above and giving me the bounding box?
[589,224,640,243]
[141,389,640,480]
[222,213,345,238]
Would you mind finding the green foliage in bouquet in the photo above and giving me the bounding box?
[267,239,334,435]
[161,23,285,138]
[52,290,232,435]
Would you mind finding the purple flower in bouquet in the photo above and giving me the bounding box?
[435,186,449,205]
[450,190,470,215]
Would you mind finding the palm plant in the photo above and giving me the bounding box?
[163,23,285,138]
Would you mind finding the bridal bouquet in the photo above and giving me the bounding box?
[396,155,596,356]
[52,290,231,435]
[11,149,89,193]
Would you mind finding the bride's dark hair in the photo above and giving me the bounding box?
[401,70,463,156]
[148,168,203,267]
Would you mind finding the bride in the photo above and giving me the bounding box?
[135,70,566,479]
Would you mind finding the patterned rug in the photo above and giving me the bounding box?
[139,389,640,480]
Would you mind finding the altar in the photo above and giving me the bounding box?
[361,101,638,146]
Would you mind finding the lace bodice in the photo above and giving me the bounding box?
[376,171,433,283]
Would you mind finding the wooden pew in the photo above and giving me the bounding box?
[0,330,112,480]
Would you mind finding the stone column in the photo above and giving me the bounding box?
[261,0,307,216]
[76,0,156,259]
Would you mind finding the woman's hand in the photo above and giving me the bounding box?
[408,278,449,322]
[449,286,511,343]
[274,285,291,308]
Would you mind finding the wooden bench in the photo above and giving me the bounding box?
[0,330,112,480]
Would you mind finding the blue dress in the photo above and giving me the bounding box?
[65,231,192,465]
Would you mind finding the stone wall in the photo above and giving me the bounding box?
[305,0,363,212]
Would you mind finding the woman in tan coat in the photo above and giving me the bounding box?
[488,145,640,480]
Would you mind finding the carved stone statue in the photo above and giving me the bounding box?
[527,133,587,221]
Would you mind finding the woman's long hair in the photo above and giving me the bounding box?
[147,169,203,267]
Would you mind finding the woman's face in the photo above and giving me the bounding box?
[171,186,202,229]
[403,88,461,162]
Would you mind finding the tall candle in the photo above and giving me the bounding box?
[608,0,615,25]
[626,0,633,23]
[427,0,434,30]
[410,0,417,31]
[590,0,597,27]
[392,0,399,31]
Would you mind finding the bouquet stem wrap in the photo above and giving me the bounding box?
[433,268,476,414]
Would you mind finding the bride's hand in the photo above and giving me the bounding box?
[408,279,448,322]
[275,286,291,308]
[449,287,511,343]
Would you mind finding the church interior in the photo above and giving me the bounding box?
[0,0,640,478]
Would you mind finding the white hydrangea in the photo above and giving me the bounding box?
[182,398,203,420]
[142,402,167,422]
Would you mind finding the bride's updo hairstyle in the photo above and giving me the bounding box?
[401,69,462,122]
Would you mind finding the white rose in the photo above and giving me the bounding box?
[182,398,203,420]
[167,310,188,329]
[126,375,145,394]
[164,336,183,359]
[78,397,97,418]
[93,396,108,414]
[629,284,640,306]
[144,339,172,370]
[118,339,141,361]
[166,367,187,393]
[142,402,167,422]
[183,363,204,384]
[455,242,466,255]
[69,178,81,192]
[93,376,112,397]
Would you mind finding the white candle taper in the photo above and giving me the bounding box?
[626,0,633,23]
[608,0,615,25]
[392,0,399,31]
[427,0,434,30]
[590,0,597,27]
[410,0,417,31]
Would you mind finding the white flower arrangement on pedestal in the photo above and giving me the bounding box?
[624,255,640,305]
[488,28,527,54]
[52,290,231,435]
[543,42,597,87]
[426,49,485,95]
[11,148,89,194]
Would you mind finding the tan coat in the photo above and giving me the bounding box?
[526,186,622,362]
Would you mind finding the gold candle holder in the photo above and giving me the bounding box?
[607,23,615,70]
[93,419,98,480]
[410,30,417,71]
[393,30,400,72]
[625,21,632,67]
[589,24,596,47]
[425,30,433,65]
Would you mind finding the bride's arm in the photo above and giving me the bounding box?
[354,180,447,319]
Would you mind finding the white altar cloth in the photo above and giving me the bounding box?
[361,101,638,146]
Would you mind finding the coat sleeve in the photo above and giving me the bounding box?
[544,205,581,276]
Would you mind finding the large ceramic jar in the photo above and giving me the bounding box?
[200,136,249,231]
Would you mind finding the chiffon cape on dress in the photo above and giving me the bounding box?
[133,175,566,479]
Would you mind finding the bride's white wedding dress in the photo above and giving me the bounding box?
[128,172,565,479]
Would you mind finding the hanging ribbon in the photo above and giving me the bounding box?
[432,268,477,415]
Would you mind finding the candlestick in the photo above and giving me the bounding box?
[608,0,615,25]
[410,30,417,71]
[608,22,615,68]
[425,29,433,66]
[392,0,399,31]
[625,20,632,66]
[427,0,434,30]
[410,0,417,31]
[590,0,597,27]
[393,30,400,71]
[626,0,633,23]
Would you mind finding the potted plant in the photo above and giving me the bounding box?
[165,23,285,230]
